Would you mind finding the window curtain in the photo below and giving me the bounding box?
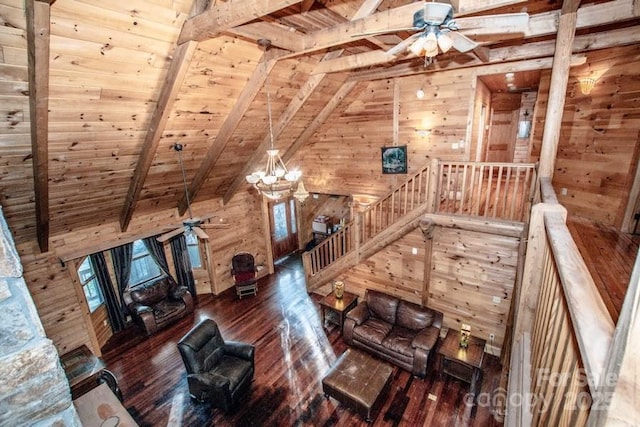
[110,242,133,309]
[170,234,196,296]
[143,236,172,278]
[89,253,126,333]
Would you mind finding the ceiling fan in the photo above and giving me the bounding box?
[157,144,229,243]
[361,2,529,62]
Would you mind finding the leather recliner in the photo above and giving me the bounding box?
[177,318,255,412]
[123,276,194,335]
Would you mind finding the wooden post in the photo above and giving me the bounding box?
[537,5,578,178]
[426,158,439,213]
[354,212,362,264]
[261,196,275,275]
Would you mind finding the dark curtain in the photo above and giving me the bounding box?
[143,236,172,278]
[110,242,133,307]
[90,253,126,333]
[170,234,196,296]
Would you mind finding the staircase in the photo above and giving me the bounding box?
[302,159,537,292]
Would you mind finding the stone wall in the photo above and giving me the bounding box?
[0,207,80,426]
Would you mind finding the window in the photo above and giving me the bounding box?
[186,233,202,269]
[129,240,162,287]
[78,257,103,312]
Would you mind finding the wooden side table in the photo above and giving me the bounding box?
[437,330,486,402]
[319,291,358,334]
[60,345,122,401]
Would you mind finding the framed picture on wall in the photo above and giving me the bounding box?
[381,145,407,174]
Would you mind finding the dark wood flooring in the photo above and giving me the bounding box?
[102,254,504,427]
[567,217,640,324]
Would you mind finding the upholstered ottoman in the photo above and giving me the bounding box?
[322,349,393,422]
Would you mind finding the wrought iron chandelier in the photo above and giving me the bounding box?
[245,39,308,202]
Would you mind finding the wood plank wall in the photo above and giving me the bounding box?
[335,226,520,351]
[486,93,521,162]
[531,44,640,227]
[294,72,475,199]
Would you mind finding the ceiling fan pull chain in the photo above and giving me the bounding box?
[176,145,194,220]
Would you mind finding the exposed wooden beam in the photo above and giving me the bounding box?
[313,0,635,73]
[226,22,305,52]
[26,0,51,252]
[120,1,210,231]
[177,55,279,215]
[281,81,359,164]
[222,0,384,204]
[222,69,329,204]
[119,41,197,231]
[309,0,637,71]
[178,0,302,44]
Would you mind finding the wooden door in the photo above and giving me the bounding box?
[269,197,298,260]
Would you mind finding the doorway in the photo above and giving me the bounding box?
[269,197,299,261]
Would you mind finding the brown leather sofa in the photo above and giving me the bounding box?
[343,289,443,377]
[123,276,194,335]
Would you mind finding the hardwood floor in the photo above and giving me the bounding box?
[568,217,640,324]
[102,254,503,427]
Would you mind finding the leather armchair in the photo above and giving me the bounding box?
[177,318,255,412]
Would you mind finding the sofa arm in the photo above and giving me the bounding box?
[412,326,439,351]
[130,303,158,335]
[170,285,188,299]
[224,341,255,362]
[345,302,370,325]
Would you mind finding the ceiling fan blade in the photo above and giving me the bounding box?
[448,31,479,53]
[157,227,185,243]
[200,222,231,229]
[192,226,210,240]
[387,33,421,56]
[454,13,529,31]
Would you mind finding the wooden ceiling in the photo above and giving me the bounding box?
[2,0,639,251]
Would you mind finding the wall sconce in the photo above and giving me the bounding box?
[517,110,531,139]
[579,77,596,95]
[415,128,431,137]
[416,88,425,99]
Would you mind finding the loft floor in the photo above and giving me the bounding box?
[102,254,503,426]
[568,217,640,324]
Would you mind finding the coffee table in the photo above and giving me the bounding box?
[322,349,393,422]
[437,330,486,402]
[319,291,358,334]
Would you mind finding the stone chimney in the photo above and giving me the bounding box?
[0,208,81,426]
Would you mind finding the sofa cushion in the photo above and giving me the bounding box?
[353,317,392,345]
[367,290,399,324]
[130,277,170,305]
[396,301,434,331]
[153,299,186,321]
[382,326,415,358]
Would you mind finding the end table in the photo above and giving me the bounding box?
[319,291,358,334]
[437,330,486,402]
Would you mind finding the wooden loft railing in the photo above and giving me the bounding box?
[302,159,537,290]
[507,178,638,426]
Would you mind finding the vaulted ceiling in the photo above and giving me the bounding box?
[3,0,639,251]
